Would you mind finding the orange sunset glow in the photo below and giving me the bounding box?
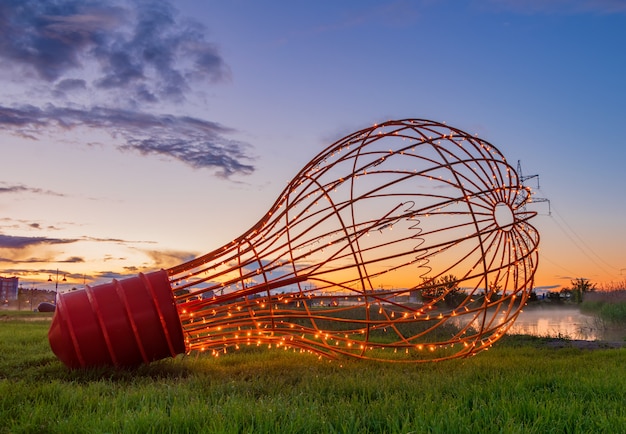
[1,0,624,299]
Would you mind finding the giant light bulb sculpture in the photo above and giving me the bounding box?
[49,119,539,368]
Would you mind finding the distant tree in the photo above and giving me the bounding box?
[486,281,502,302]
[566,278,596,303]
[420,275,462,306]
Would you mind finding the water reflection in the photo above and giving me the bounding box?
[509,306,598,340]
[452,305,625,341]
[508,306,626,341]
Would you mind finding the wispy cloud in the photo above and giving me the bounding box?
[60,256,84,263]
[0,234,77,250]
[0,104,255,177]
[533,285,561,291]
[96,270,140,280]
[141,249,197,269]
[0,217,76,233]
[0,0,254,178]
[0,233,158,265]
[0,233,161,250]
[0,230,190,281]
[481,0,626,14]
[311,0,420,34]
[85,236,156,244]
[0,182,67,197]
[0,234,79,265]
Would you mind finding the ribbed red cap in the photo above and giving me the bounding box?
[48,270,186,368]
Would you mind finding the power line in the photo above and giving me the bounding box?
[546,202,619,278]
[539,254,580,279]
[517,160,618,281]
[516,160,551,215]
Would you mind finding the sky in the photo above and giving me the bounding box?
[1,0,625,293]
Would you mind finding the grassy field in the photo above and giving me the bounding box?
[1,311,625,433]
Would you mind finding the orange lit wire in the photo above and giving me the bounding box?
[169,119,539,362]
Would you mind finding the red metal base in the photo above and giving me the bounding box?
[48,270,186,368]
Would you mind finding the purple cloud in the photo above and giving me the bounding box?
[0,1,253,178]
[0,104,255,177]
[0,234,78,249]
[0,0,229,103]
[0,182,67,197]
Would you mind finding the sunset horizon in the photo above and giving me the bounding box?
[2,0,625,295]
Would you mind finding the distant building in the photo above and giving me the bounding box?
[1,276,19,302]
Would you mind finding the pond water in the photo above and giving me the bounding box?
[507,305,626,341]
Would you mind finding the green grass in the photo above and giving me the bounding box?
[1,312,626,433]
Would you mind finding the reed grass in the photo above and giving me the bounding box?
[581,300,626,325]
[1,311,625,433]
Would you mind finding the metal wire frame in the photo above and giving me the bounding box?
[168,119,540,362]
